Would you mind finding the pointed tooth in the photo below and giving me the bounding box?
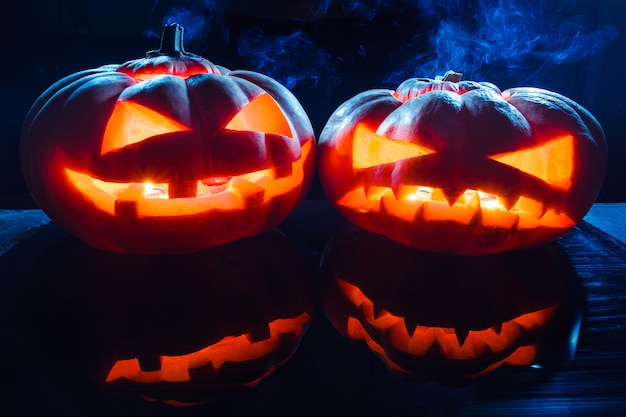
[373,302,386,319]
[455,327,470,347]
[391,181,404,201]
[404,318,420,338]
[441,187,465,206]
[373,308,404,330]
[500,195,519,211]
[245,324,272,343]
[492,322,503,335]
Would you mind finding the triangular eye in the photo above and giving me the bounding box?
[224,93,293,138]
[101,101,191,155]
[352,123,434,169]
[488,135,574,189]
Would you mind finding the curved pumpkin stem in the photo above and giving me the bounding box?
[147,23,189,58]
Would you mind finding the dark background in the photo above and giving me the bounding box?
[1,0,624,207]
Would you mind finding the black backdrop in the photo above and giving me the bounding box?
[1,0,624,207]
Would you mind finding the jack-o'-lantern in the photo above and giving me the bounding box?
[20,23,316,254]
[320,225,583,383]
[318,71,606,254]
[10,226,313,406]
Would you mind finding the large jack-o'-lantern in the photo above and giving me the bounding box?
[20,23,316,254]
[11,227,313,407]
[320,225,583,383]
[318,71,606,254]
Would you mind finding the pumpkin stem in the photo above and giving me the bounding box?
[442,70,463,82]
[147,23,188,58]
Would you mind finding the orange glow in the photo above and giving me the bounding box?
[345,315,540,379]
[225,93,293,138]
[106,312,311,384]
[352,123,434,169]
[343,124,577,230]
[101,101,191,155]
[337,277,555,362]
[337,185,575,229]
[65,139,312,218]
[488,135,574,189]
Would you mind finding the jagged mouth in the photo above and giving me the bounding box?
[336,278,556,376]
[105,312,311,385]
[337,185,575,230]
[65,162,304,218]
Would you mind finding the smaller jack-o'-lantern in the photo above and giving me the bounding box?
[12,227,313,406]
[318,71,607,254]
[20,23,316,254]
[320,225,583,383]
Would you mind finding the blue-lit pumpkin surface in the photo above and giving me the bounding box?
[20,24,316,254]
[318,72,607,254]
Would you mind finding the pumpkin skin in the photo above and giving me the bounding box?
[20,24,316,254]
[15,226,313,406]
[318,72,607,254]
[320,225,583,383]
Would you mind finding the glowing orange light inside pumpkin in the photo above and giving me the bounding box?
[352,123,434,169]
[102,101,191,155]
[224,93,293,138]
[488,135,574,190]
[340,124,577,230]
[65,139,311,218]
[336,277,555,378]
[106,312,311,384]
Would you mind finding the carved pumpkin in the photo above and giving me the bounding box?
[318,71,607,254]
[320,225,583,383]
[13,226,313,406]
[20,24,316,254]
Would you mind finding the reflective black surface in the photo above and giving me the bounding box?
[1,201,626,416]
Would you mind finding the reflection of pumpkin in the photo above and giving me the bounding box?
[16,227,313,406]
[20,23,316,254]
[320,225,583,383]
[318,71,607,254]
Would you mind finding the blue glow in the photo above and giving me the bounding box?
[385,0,619,84]
[149,0,619,89]
[568,312,583,360]
[237,28,347,90]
